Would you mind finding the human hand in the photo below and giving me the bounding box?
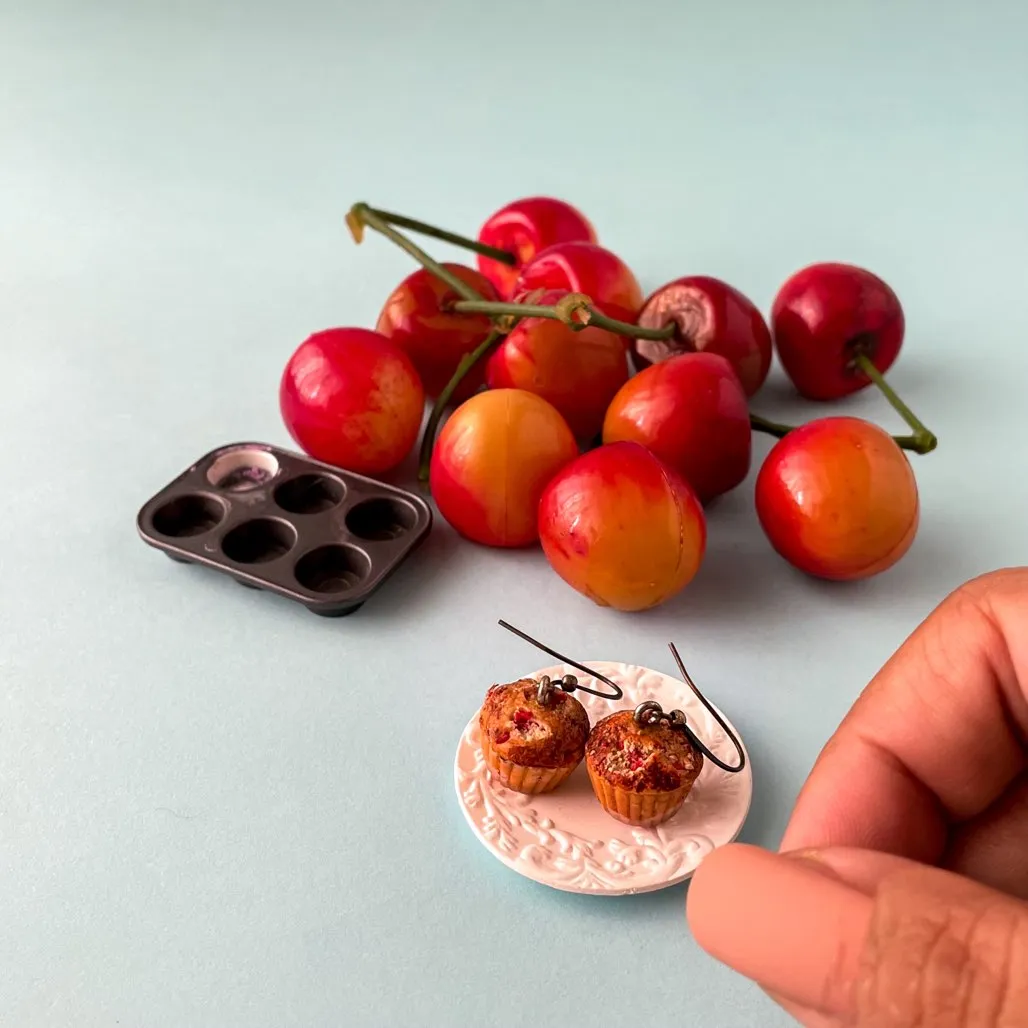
[687,567,1028,1027]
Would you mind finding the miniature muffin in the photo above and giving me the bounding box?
[585,709,703,827]
[478,678,591,795]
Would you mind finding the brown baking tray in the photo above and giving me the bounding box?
[136,441,433,616]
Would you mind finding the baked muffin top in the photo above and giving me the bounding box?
[585,709,703,792]
[479,678,590,769]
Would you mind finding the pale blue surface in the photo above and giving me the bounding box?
[2,1,1027,1025]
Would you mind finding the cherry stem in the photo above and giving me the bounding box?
[748,413,793,439]
[852,353,938,454]
[346,202,484,303]
[359,206,517,266]
[451,297,675,342]
[418,330,503,484]
[749,412,930,454]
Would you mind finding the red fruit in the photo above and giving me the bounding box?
[771,262,904,401]
[375,263,499,401]
[429,388,578,548]
[514,241,644,328]
[476,197,597,299]
[485,289,630,442]
[602,352,751,504]
[755,416,919,581]
[633,275,773,397]
[280,327,424,476]
[538,441,706,612]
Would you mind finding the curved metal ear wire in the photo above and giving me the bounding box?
[497,620,624,701]
[641,642,746,774]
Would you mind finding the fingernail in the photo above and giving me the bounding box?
[687,843,873,1017]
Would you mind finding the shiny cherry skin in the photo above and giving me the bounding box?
[755,416,919,581]
[485,289,630,442]
[280,327,425,476]
[429,388,578,548]
[375,263,499,402]
[771,262,904,401]
[513,241,644,328]
[602,352,751,505]
[538,441,706,612]
[476,197,597,299]
[632,275,773,397]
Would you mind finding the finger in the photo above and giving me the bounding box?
[688,842,1028,1026]
[945,775,1028,900]
[780,567,1028,858]
[763,990,843,1028]
[687,844,872,1015]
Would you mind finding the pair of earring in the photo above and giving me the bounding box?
[476,622,745,828]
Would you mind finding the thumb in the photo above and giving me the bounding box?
[686,843,1028,1027]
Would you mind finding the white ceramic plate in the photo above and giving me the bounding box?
[454,660,753,896]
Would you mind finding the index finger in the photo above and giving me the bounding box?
[779,566,1028,861]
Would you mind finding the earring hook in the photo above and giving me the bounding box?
[496,620,624,700]
[641,642,746,774]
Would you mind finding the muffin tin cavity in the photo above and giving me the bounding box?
[294,544,372,593]
[137,441,433,616]
[345,497,418,541]
[274,473,346,514]
[221,518,296,564]
[152,493,226,538]
[206,446,280,492]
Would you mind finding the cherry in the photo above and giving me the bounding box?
[279,327,424,476]
[771,262,904,401]
[375,263,499,402]
[513,241,644,328]
[429,388,579,548]
[485,288,630,442]
[538,441,706,612]
[476,197,597,299]
[755,416,919,581]
[632,275,773,397]
[602,352,751,505]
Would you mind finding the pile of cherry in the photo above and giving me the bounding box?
[278,197,938,612]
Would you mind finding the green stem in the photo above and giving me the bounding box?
[362,207,517,266]
[418,330,503,484]
[750,411,929,454]
[853,353,937,454]
[451,297,675,342]
[347,202,484,303]
[748,413,793,440]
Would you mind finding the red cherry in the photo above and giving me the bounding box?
[537,441,706,612]
[375,263,499,402]
[632,275,773,397]
[602,352,752,505]
[279,327,424,476]
[485,288,630,442]
[429,389,579,548]
[771,262,904,401]
[476,197,597,299]
[513,241,644,328]
[755,416,919,581]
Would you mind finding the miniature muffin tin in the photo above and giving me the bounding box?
[136,442,432,616]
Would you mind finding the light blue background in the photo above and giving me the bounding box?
[2,1,1026,1025]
